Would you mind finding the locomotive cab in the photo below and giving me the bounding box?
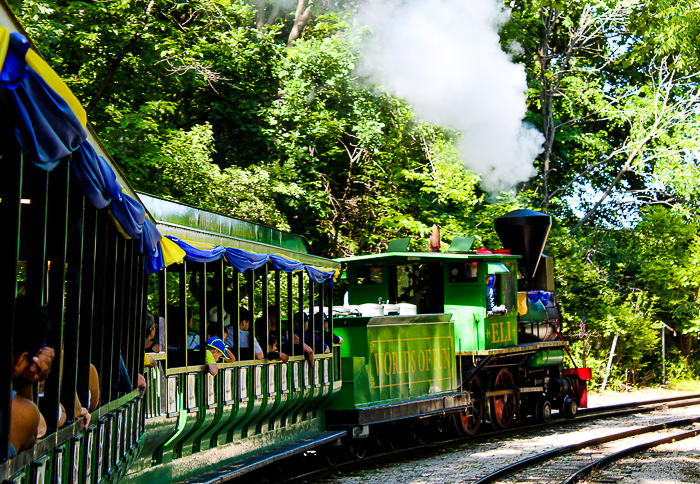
[341,252,521,352]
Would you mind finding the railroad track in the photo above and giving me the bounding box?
[249,393,700,484]
[476,417,700,483]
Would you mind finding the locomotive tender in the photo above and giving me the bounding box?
[0,2,589,483]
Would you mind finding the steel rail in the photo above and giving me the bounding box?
[263,394,700,484]
[475,417,700,483]
[561,426,700,484]
[578,392,700,415]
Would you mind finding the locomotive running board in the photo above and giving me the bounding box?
[457,340,567,356]
[326,392,470,427]
[179,430,347,484]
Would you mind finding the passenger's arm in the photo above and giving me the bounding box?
[206,363,219,376]
[144,354,157,368]
[254,338,264,360]
[10,396,40,453]
[137,374,147,394]
[21,346,55,384]
[89,364,100,412]
[58,403,67,428]
[36,412,47,439]
[74,393,90,429]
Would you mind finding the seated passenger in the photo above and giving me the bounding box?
[292,312,316,367]
[322,317,343,349]
[205,337,227,376]
[312,312,331,354]
[144,313,160,353]
[10,296,52,456]
[255,306,289,345]
[185,307,199,349]
[266,334,290,362]
[228,308,263,360]
[113,356,130,393]
[254,312,290,363]
[486,273,507,316]
[207,322,236,362]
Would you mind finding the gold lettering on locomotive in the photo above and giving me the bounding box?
[391,352,399,375]
[369,337,455,385]
[442,348,452,369]
[383,353,392,375]
[491,322,499,343]
[490,321,514,343]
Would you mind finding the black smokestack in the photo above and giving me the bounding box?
[494,209,552,290]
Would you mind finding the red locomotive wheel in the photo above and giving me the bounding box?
[488,368,518,430]
[455,376,482,436]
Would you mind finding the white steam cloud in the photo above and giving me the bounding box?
[355,0,544,192]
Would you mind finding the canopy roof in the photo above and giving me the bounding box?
[335,252,520,264]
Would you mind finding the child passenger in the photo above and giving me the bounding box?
[205,337,227,376]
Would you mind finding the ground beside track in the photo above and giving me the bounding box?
[315,388,700,484]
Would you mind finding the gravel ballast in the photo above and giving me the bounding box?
[318,389,700,484]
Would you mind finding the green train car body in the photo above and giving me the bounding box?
[0,0,345,474]
[127,355,340,483]
[121,194,343,484]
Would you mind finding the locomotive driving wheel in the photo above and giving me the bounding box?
[455,376,483,436]
[487,368,518,430]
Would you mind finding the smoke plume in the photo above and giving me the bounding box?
[355,0,544,192]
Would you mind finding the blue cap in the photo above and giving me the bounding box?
[207,337,226,355]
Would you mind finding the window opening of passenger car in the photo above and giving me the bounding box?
[0,137,22,463]
[247,270,255,361]
[197,262,208,367]
[215,260,226,363]
[317,281,324,354]
[274,269,282,359]
[308,277,315,354]
[160,269,170,370]
[179,262,188,367]
[42,160,70,430]
[78,202,98,415]
[262,264,268,357]
[287,272,295,358]
[297,272,304,353]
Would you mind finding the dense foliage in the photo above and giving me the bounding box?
[11,0,700,388]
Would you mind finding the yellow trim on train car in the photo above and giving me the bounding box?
[25,47,87,127]
[0,27,8,74]
[161,237,186,266]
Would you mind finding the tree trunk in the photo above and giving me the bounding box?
[287,0,312,47]
[680,332,693,358]
[256,0,266,30]
[86,36,139,116]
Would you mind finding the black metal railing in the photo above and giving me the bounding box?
[0,120,148,480]
[155,258,335,370]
